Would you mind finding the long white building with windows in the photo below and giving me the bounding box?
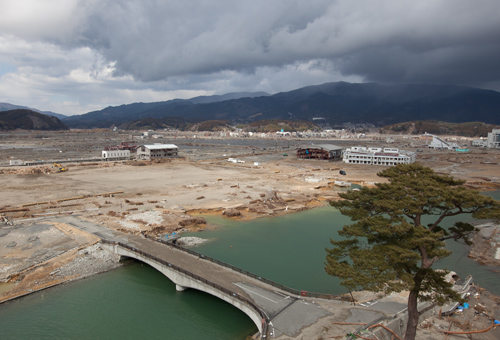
[102,149,130,161]
[342,147,416,166]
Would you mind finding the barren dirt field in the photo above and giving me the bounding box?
[1,130,500,339]
[2,144,498,233]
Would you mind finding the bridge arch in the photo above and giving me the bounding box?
[102,242,268,338]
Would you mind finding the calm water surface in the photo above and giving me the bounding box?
[0,262,255,340]
[0,191,498,339]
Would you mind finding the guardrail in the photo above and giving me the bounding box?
[101,239,269,339]
[142,234,350,302]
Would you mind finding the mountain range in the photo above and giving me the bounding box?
[2,82,500,130]
[61,82,500,129]
[62,91,270,128]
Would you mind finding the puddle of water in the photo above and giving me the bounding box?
[0,282,16,295]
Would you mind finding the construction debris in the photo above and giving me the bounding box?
[2,167,53,175]
[179,217,206,227]
[222,209,242,217]
[177,237,208,247]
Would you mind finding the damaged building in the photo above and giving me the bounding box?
[296,144,343,161]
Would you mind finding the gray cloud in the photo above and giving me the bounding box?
[0,0,499,115]
[61,0,500,87]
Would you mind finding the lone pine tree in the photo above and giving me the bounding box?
[326,163,500,340]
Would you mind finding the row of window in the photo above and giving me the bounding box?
[103,151,129,158]
[138,153,178,158]
[346,160,411,165]
[345,155,409,161]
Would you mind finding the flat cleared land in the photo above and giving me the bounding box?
[1,131,500,263]
[1,130,500,339]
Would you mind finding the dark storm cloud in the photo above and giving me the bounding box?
[338,43,500,87]
[51,0,499,89]
[1,0,500,115]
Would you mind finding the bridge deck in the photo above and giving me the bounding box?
[58,215,284,300]
[52,215,404,339]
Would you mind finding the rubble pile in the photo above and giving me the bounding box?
[222,208,242,217]
[57,244,121,279]
[177,237,208,247]
[128,211,164,225]
[179,217,206,227]
[1,167,54,175]
[469,222,500,266]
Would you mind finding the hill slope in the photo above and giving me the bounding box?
[63,92,269,128]
[0,109,68,130]
[380,121,500,137]
[0,103,66,120]
[63,82,500,128]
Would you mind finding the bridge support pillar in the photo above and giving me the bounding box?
[176,284,187,292]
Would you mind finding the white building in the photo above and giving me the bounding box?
[343,147,416,166]
[137,144,178,160]
[487,129,500,148]
[102,150,130,161]
[471,130,500,148]
[471,138,488,147]
[426,134,459,150]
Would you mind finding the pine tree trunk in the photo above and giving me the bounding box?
[404,289,420,340]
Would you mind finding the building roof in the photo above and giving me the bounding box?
[345,147,415,157]
[143,144,178,150]
[299,144,343,151]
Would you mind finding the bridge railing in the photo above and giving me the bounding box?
[101,239,269,339]
[142,234,350,302]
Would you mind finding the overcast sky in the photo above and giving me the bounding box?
[1,0,499,116]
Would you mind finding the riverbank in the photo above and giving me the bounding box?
[469,222,500,266]
[0,244,121,304]
[0,220,121,304]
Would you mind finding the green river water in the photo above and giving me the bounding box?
[0,192,498,339]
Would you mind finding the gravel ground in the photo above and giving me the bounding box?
[119,210,165,231]
[127,211,164,225]
[57,244,121,279]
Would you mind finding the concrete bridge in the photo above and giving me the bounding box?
[54,215,350,339]
[52,215,421,340]
[101,240,271,337]
[99,235,353,339]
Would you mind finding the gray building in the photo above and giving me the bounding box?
[487,129,500,148]
[296,144,343,161]
[137,144,178,160]
[472,129,500,148]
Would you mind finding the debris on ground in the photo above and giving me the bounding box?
[222,208,242,217]
[179,217,207,227]
[177,237,208,247]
